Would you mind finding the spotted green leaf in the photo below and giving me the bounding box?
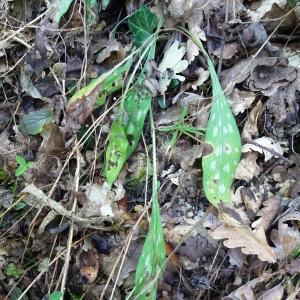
[202,59,241,206]
[130,110,166,300]
[128,6,158,47]
[49,291,63,300]
[182,28,242,206]
[104,120,129,186]
[124,88,152,157]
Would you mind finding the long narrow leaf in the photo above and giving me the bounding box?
[182,29,241,206]
[130,109,166,300]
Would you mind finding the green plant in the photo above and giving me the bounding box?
[15,155,34,177]
[128,110,166,300]
[49,291,63,300]
[157,105,204,156]
[182,29,241,207]
[104,6,160,186]
[5,263,24,279]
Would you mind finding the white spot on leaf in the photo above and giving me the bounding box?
[213,127,218,137]
[223,163,230,173]
[210,160,217,170]
[219,184,226,193]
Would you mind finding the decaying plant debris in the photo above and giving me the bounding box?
[0,0,300,299]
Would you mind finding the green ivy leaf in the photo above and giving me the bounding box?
[202,59,241,206]
[19,107,54,135]
[128,6,158,47]
[104,120,129,186]
[15,155,34,177]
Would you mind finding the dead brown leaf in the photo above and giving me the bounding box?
[242,100,263,141]
[169,0,220,63]
[257,284,284,300]
[228,89,256,115]
[221,57,296,96]
[210,223,277,263]
[271,211,300,259]
[252,197,281,231]
[235,152,262,182]
[224,276,267,300]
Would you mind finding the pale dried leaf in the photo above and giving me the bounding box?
[248,0,287,22]
[235,152,262,182]
[191,67,209,90]
[271,211,300,259]
[225,276,267,300]
[228,248,245,267]
[242,137,288,162]
[228,89,256,115]
[242,100,263,141]
[257,284,284,300]
[252,197,281,231]
[158,40,188,93]
[83,183,114,217]
[210,223,277,263]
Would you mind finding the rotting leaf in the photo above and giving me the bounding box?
[19,107,54,135]
[104,120,129,186]
[128,6,158,47]
[65,59,132,130]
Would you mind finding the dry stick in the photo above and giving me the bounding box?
[60,141,81,296]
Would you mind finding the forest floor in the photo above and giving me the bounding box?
[0,0,300,299]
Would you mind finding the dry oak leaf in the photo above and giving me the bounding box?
[225,276,266,300]
[210,223,277,263]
